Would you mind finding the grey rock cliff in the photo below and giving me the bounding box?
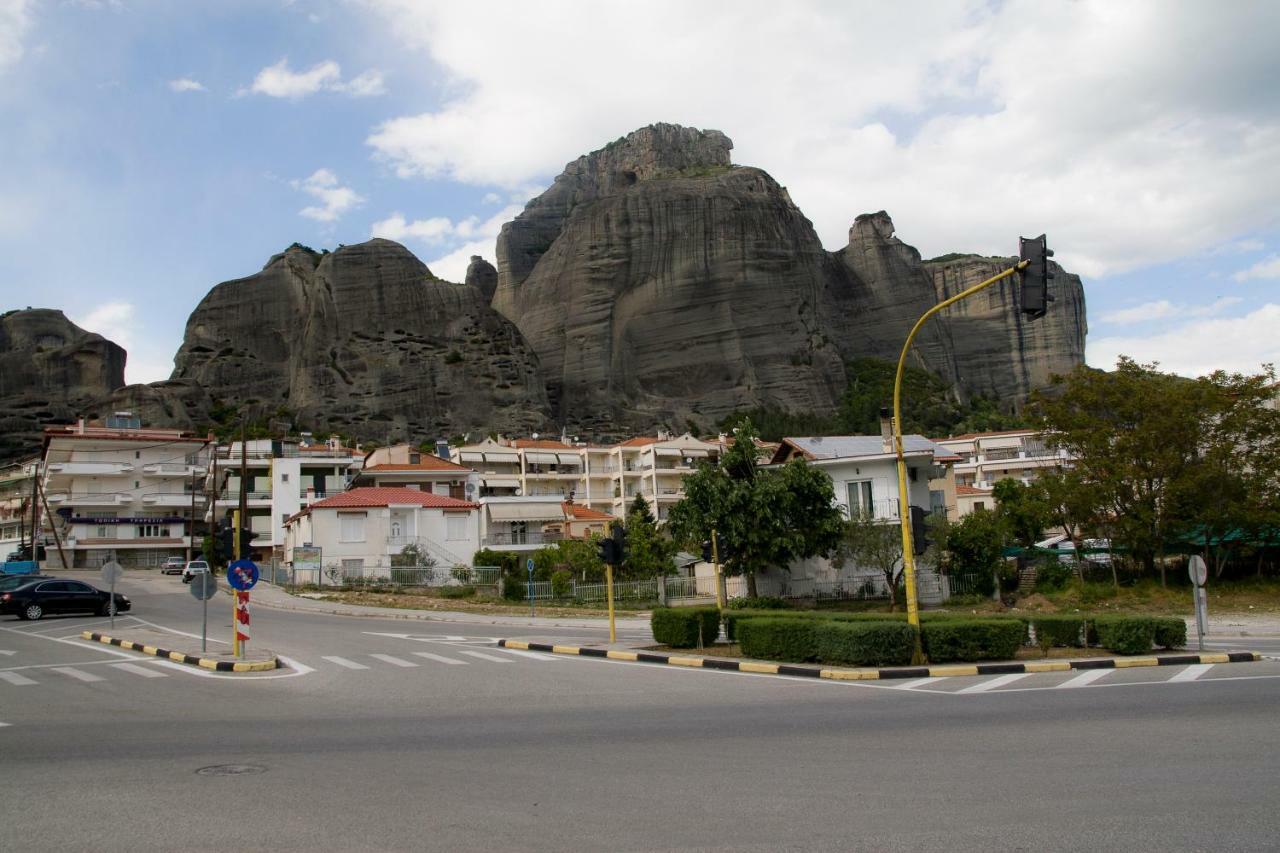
[0,309,126,461]
[167,239,551,441]
[465,255,498,303]
[493,123,846,431]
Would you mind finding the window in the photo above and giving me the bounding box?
[138,523,170,538]
[846,481,874,517]
[338,512,366,542]
[446,514,467,541]
[974,501,986,511]
[281,473,289,483]
[409,453,421,465]
[96,512,115,539]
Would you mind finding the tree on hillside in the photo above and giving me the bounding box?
[666,421,845,597]
[831,511,905,609]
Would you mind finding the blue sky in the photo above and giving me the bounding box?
[2,1,1278,385]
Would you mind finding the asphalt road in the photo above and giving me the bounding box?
[2,572,1278,852]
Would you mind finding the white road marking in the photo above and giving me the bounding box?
[411,652,467,666]
[322,656,370,670]
[109,662,167,678]
[958,673,1031,693]
[1168,663,1214,683]
[457,650,516,664]
[369,654,418,668]
[52,667,103,683]
[891,677,945,690]
[0,650,16,656]
[0,721,10,727]
[277,655,315,675]
[1056,669,1111,689]
[488,647,561,661]
[0,671,37,686]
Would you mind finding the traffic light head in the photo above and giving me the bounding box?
[1018,234,1054,320]
[596,536,616,565]
[701,541,713,563]
[612,524,628,566]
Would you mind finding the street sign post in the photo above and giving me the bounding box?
[100,559,124,629]
[189,570,218,652]
[526,558,535,618]
[228,559,259,659]
[1188,555,1209,651]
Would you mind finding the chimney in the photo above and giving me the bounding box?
[879,407,894,454]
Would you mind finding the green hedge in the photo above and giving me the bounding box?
[814,621,917,667]
[727,596,790,610]
[1094,616,1156,655]
[651,607,721,648]
[736,618,819,662]
[722,608,985,641]
[1028,615,1088,649]
[922,620,1026,663]
[1152,617,1187,650]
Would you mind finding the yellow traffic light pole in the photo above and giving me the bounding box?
[893,259,1028,664]
[232,508,241,656]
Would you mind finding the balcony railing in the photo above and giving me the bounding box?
[45,493,130,506]
[481,531,563,547]
[142,462,207,476]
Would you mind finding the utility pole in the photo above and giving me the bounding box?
[187,468,197,563]
[28,463,39,557]
[209,442,218,563]
[36,478,69,571]
[238,421,248,557]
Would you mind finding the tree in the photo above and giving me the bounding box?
[992,478,1052,548]
[831,511,904,609]
[1037,468,1105,583]
[666,421,845,596]
[628,494,655,526]
[620,506,677,579]
[391,543,435,569]
[929,508,1008,596]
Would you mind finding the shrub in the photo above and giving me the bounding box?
[727,596,789,610]
[651,607,721,648]
[550,569,573,599]
[1034,559,1074,592]
[722,608,998,641]
[439,585,475,599]
[814,621,917,667]
[922,619,1026,663]
[736,618,818,662]
[1152,617,1187,650]
[1095,616,1156,655]
[1029,615,1088,650]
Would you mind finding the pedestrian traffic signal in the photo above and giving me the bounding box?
[596,536,617,566]
[216,525,258,561]
[1018,234,1054,319]
[701,541,713,562]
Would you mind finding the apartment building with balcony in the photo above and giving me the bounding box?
[933,429,1073,517]
[40,415,211,568]
[607,435,720,520]
[210,434,361,559]
[0,457,38,557]
[351,444,478,500]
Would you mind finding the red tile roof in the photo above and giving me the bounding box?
[512,439,575,449]
[617,437,659,447]
[309,487,478,510]
[562,502,614,521]
[363,457,471,472]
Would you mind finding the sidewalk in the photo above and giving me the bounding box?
[1197,614,1280,637]
[245,581,654,631]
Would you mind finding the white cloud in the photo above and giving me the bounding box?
[371,213,455,244]
[1089,303,1280,376]
[370,204,522,281]
[168,77,206,93]
[292,168,364,222]
[246,58,384,99]
[0,0,32,74]
[69,301,167,383]
[1233,254,1280,282]
[365,1,1280,279]
[1099,296,1243,326]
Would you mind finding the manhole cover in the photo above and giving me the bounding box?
[195,764,267,777]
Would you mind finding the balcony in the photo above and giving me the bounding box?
[142,462,207,477]
[45,461,134,476]
[142,492,204,507]
[481,530,563,547]
[45,492,130,507]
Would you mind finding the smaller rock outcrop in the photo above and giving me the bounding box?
[465,256,498,303]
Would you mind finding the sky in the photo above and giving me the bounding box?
[1,0,1278,385]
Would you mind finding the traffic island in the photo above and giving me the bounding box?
[496,639,1261,681]
[82,630,279,673]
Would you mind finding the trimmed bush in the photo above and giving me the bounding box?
[1029,615,1088,649]
[922,619,1027,663]
[814,621,917,667]
[736,618,819,662]
[651,607,721,649]
[439,585,475,599]
[1095,616,1156,655]
[727,596,789,610]
[1152,617,1187,650]
[722,608,1004,641]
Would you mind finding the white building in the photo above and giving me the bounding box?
[283,487,481,577]
[209,435,361,560]
[353,444,479,500]
[41,415,211,569]
[933,429,1072,517]
[0,458,38,558]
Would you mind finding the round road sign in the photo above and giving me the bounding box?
[189,571,218,601]
[227,559,260,591]
[1188,555,1207,586]
[100,560,124,585]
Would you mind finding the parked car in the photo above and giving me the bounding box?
[161,556,186,575]
[182,560,210,584]
[0,578,130,620]
[0,573,49,592]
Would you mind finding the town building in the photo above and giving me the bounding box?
[0,457,38,558]
[40,415,211,569]
[352,444,478,499]
[933,428,1072,517]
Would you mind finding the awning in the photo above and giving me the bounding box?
[654,448,682,457]
[555,453,582,466]
[683,448,711,457]
[525,452,559,465]
[487,503,566,522]
[458,451,485,463]
[484,451,520,463]
[483,476,521,488]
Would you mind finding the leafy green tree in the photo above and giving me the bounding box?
[628,494,655,526]
[831,511,904,609]
[930,508,1008,596]
[666,421,845,596]
[621,507,677,579]
[992,478,1052,548]
[1037,468,1105,583]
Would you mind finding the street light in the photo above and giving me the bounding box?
[893,237,1050,663]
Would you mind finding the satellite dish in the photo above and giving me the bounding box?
[514,487,522,496]
[465,483,476,497]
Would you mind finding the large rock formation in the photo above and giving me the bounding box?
[162,239,551,441]
[0,309,126,461]
[493,123,847,431]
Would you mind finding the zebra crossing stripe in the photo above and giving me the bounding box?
[52,667,103,683]
[369,654,417,668]
[322,656,370,670]
[109,662,167,678]
[0,671,37,686]
[1168,663,1213,683]
[1056,669,1111,689]
[457,650,515,664]
[411,652,467,666]
[958,673,1031,693]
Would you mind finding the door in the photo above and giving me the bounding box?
[33,581,72,613]
[63,581,101,613]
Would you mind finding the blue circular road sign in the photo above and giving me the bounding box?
[227,559,260,591]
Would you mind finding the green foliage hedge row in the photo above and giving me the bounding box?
[736,618,819,662]
[921,620,1026,663]
[814,621,918,667]
[722,608,980,641]
[651,607,721,648]
[1026,614,1186,653]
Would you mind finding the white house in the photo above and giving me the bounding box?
[283,487,480,578]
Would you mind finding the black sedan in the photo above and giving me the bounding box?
[0,578,131,620]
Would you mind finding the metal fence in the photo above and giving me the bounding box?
[521,578,660,604]
[284,563,501,591]
[943,572,989,598]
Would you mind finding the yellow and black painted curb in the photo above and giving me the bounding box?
[81,632,279,673]
[497,640,1260,681]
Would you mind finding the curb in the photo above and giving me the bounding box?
[82,632,279,673]
[496,640,1262,681]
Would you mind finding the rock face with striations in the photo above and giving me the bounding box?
[0,309,126,461]
[493,123,847,431]
[166,239,551,441]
